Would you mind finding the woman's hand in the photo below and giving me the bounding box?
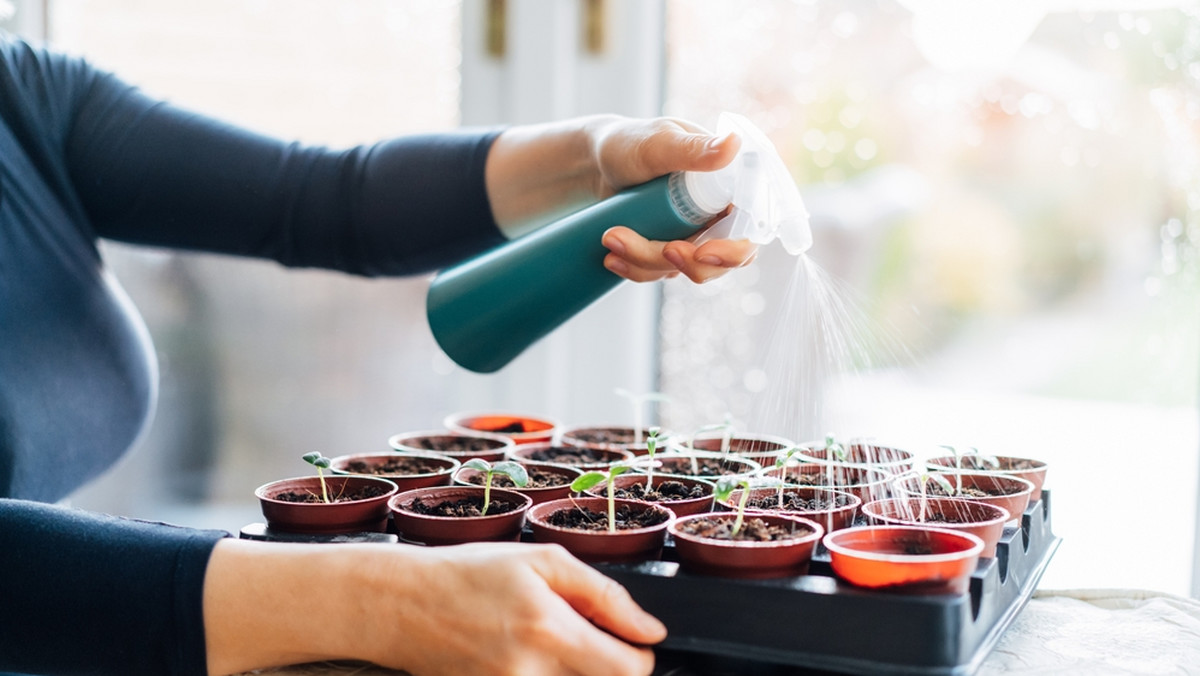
[203,539,665,676]
[485,115,757,284]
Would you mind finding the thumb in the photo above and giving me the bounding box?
[637,129,741,178]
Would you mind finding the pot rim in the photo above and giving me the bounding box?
[669,512,825,549]
[720,486,862,514]
[256,474,399,504]
[861,496,1010,527]
[442,411,561,440]
[506,442,636,465]
[387,429,516,454]
[896,471,1035,497]
[389,485,533,522]
[526,497,675,536]
[649,451,763,472]
[794,439,915,468]
[668,431,796,455]
[924,454,1050,473]
[329,452,461,479]
[584,474,715,504]
[823,525,984,563]
[452,463,583,491]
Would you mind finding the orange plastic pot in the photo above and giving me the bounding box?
[669,512,824,579]
[861,497,1009,558]
[389,486,532,546]
[256,475,399,535]
[329,452,459,492]
[453,463,582,505]
[718,486,861,533]
[526,497,673,563]
[443,411,559,445]
[823,526,983,594]
[925,454,1048,502]
[585,474,716,517]
[895,473,1033,524]
[388,429,514,463]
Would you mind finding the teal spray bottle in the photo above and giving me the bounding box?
[426,112,812,373]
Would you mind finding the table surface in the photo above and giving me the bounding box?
[238,588,1200,676]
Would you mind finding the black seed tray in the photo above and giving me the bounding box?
[599,490,1060,676]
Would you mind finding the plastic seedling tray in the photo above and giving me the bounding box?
[601,491,1060,676]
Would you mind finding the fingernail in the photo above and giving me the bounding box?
[603,235,626,257]
[663,249,686,269]
[697,255,723,266]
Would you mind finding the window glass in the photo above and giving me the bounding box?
[663,0,1199,593]
[49,0,463,530]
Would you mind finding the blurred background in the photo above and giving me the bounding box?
[3,0,1197,595]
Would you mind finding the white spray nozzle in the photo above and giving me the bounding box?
[687,112,812,255]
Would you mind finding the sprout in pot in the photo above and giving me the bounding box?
[941,445,999,495]
[302,452,334,503]
[713,474,784,539]
[460,459,529,516]
[917,472,956,523]
[571,463,636,534]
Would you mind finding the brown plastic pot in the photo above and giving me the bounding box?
[388,429,514,463]
[648,452,761,480]
[769,463,895,504]
[669,512,824,579]
[895,472,1034,524]
[506,442,635,470]
[526,497,673,563]
[453,463,582,505]
[823,526,984,594]
[585,474,716,517]
[558,425,677,456]
[796,440,916,475]
[443,411,559,445]
[389,486,532,546]
[329,452,459,492]
[718,486,861,533]
[925,454,1048,502]
[670,432,795,467]
[861,497,1009,558]
[256,475,399,535]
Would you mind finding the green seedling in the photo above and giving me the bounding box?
[821,433,847,491]
[714,474,782,538]
[571,463,637,533]
[302,452,333,504]
[917,471,956,522]
[773,445,806,508]
[614,387,672,444]
[690,413,736,453]
[940,445,999,495]
[644,426,661,491]
[462,459,529,516]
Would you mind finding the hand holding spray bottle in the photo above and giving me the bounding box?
[427,112,812,373]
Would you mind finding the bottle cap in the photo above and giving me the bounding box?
[687,112,812,255]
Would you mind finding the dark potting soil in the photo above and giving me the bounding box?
[744,492,854,511]
[545,504,669,531]
[958,456,1040,471]
[783,472,836,487]
[274,483,390,504]
[524,446,613,465]
[408,436,506,454]
[927,483,1021,498]
[612,480,708,502]
[477,421,527,433]
[462,466,569,489]
[343,456,446,476]
[408,496,517,517]
[568,427,639,444]
[659,458,746,477]
[677,516,813,542]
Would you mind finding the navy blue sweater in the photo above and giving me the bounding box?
[0,34,503,675]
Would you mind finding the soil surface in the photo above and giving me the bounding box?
[745,492,854,511]
[916,512,967,524]
[612,480,709,502]
[274,483,390,504]
[567,427,641,444]
[462,466,569,489]
[342,456,447,476]
[677,516,813,542]
[406,436,507,454]
[545,504,669,531]
[524,446,615,465]
[408,495,517,517]
[927,482,1022,498]
[658,457,748,477]
[957,456,1040,471]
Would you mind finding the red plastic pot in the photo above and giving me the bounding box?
[506,442,634,470]
[670,432,795,467]
[718,486,861,533]
[389,486,532,546]
[329,452,459,492]
[443,411,559,445]
[649,452,761,480]
[558,425,676,456]
[669,512,824,579]
[925,454,1048,502]
[453,463,582,505]
[770,463,895,504]
[585,474,716,517]
[256,475,399,535]
[388,429,514,463]
[526,497,673,563]
[861,497,1009,558]
[796,440,916,475]
[823,526,984,594]
[895,472,1034,524]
